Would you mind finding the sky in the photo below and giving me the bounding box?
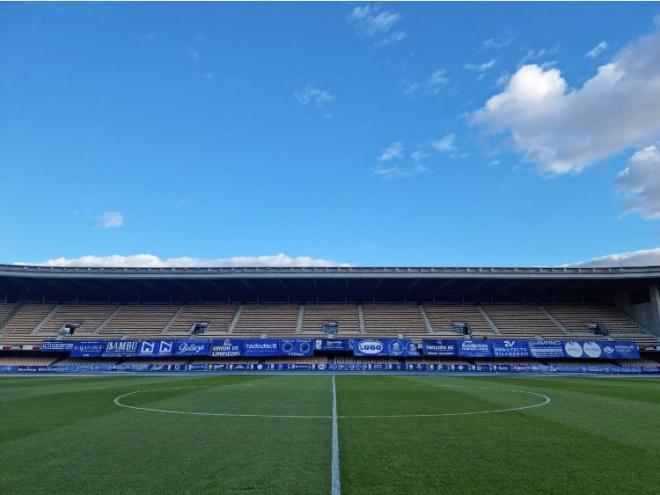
[1,2,660,268]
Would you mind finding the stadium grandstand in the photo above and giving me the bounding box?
[1,264,659,374]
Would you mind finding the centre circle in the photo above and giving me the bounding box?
[113,383,551,419]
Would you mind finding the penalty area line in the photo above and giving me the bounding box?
[331,375,341,495]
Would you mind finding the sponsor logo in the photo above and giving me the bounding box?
[583,341,602,358]
[564,341,584,358]
[177,342,205,353]
[388,340,403,356]
[140,341,155,355]
[357,340,384,355]
[602,345,615,355]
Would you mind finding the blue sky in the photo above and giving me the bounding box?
[1,2,660,268]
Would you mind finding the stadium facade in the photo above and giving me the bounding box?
[1,264,659,374]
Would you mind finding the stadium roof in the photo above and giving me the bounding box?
[0,264,658,304]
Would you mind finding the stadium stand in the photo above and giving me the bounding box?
[232,304,300,337]
[546,305,658,346]
[166,304,239,337]
[362,304,429,339]
[481,305,566,339]
[423,304,496,338]
[36,304,119,339]
[300,304,362,336]
[0,303,57,345]
[98,304,179,339]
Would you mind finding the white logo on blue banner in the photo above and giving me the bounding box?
[564,341,584,358]
[103,340,139,357]
[583,341,602,358]
[355,340,385,355]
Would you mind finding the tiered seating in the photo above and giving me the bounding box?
[0,356,57,366]
[0,303,56,344]
[56,358,117,365]
[423,304,495,338]
[0,302,15,324]
[300,304,361,336]
[166,304,238,337]
[362,304,429,339]
[99,305,179,339]
[232,305,299,337]
[547,305,659,346]
[37,304,118,339]
[482,305,565,339]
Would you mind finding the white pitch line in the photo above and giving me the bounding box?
[112,384,551,420]
[331,375,341,495]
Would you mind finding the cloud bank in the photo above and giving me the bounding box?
[567,247,660,268]
[473,33,660,175]
[21,253,352,268]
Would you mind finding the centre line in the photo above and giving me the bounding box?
[331,375,341,495]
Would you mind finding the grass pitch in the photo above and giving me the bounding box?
[2,374,660,494]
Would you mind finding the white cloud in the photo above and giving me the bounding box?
[586,40,608,59]
[22,253,351,268]
[482,37,514,50]
[567,247,660,267]
[98,211,123,229]
[472,33,660,175]
[615,145,660,219]
[432,134,457,153]
[372,163,427,179]
[186,47,202,62]
[465,59,497,72]
[379,141,404,161]
[517,46,559,66]
[349,5,407,45]
[294,85,334,107]
[404,68,448,96]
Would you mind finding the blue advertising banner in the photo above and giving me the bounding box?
[41,340,75,352]
[491,339,530,358]
[137,339,175,357]
[607,341,640,360]
[102,340,140,357]
[173,340,210,356]
[242,339,280,357]
[352,338,418,356]
[314,339,352,351]
[457,340,493,357]
[421,340,458,356]
[561,340,640,360]
[528,340,565,359]
[70,340,105,358]
[279,339,313,357]
[210,339,243,357]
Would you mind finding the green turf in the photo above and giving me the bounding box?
[1,374,660,494]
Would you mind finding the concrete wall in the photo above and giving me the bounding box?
[616,285,660,337]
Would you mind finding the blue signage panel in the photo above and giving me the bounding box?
[421,340,458,356]
[242,339,280,357]
[352,338,418,356]
[70,340,105,358]
[528,340,565,359]
[561,340,640,360]
[137,340,175,357]
[173,340,210,356]
[457,340,493,357]
[608,341,640,360]
[279,339,313,357]
[314,339,352,351]
[41,340,74,353]
[210,339,243,357]
[102,340,140,357]
[491,339,530,358]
